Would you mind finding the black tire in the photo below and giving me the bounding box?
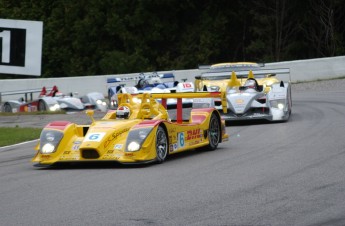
[3,103,12,112]
[205,113,221,151]
[38,100,47,111]
[156,125,168,163]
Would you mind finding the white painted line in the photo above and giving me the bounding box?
[0,139,39,152]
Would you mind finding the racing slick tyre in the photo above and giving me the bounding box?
[38,100,47,111]
[205,113,221,151]
[155,125,168,163]
[3,103,12,112]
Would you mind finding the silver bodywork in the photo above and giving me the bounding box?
[221,82,292,121]
[1,97,60,113]
[53,96,84,111]
[196,64,292,122]
[1,93,105,113]
[80,92,107,112]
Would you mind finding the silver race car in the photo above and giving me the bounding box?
[195,62,291,122]
[1,86,107,113]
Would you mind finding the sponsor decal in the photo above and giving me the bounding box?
[169,143,178,152]
[114,144,123,149]
[183,83,192,88]
[189,140,201,146]
[73,141,81,144]
[40,155,51,160]
[169,127,176,133]
[104,128,130,148]
[186,129,202,140]
[115,153,123,158]
[84,132,106,142]
[236,99,244,104]
[72,144,79,150]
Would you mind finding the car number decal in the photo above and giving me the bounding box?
[178,132,185,148]
[84,132,106,142]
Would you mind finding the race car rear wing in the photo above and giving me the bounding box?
[107,72,175,84]
[198,63,265,71]
[196,68,290,80]
[117,92,227,123]
[0,86,56,103]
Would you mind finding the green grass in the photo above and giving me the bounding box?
[0,127,42,147]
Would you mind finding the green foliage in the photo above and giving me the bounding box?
[1,0,345,78]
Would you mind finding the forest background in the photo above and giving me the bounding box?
[1,0,344,78]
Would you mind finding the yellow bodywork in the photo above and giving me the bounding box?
[32,92,229,166]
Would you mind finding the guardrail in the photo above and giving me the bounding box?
[0,56,344,102]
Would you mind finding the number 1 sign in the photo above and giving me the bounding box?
[0,19,43,76]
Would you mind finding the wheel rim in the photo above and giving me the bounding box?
[156,127,168,160]
[209,116,220,146]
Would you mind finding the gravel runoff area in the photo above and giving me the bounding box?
[0,78,344,128]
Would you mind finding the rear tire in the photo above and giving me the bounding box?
[205,113,221,151]
[156,126,168,163]
[38,100,47,111]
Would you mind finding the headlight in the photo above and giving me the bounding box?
[96,100,107,106]
[277,103,284,110]
[127,141,140,152]
[49,104,60,111]
[270,100,286,110]
[41,143,56,154]
[125,127,153,152]
[111,100,117,107]
[39,130,63,154]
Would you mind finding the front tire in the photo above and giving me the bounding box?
[3,103,12,112]
[205,113,221,151]
[156,125,168,163]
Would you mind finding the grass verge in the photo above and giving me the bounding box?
[0,127,42,147]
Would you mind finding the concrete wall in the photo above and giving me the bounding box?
[1,56,345,101]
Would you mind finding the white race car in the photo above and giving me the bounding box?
[107,72,194,109]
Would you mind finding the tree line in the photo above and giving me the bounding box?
[1,0,344,78]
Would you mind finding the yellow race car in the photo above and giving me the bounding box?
[32,92,229,166]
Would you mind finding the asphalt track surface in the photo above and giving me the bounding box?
[1,84,345,226]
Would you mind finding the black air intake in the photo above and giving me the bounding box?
[81,149,100,159]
